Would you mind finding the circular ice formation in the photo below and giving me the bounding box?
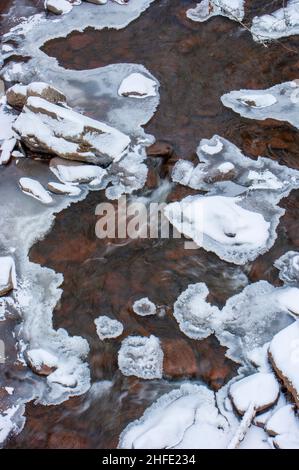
[132,297,156,316]
[118,335,163,379]
[94,315,124,340]
[173,283,220,340]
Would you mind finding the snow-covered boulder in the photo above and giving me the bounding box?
[94,316,124,340]
[13,96,130,165]
[44,0,73,15]
[118,335,163,379]
[6,82,66,110]
[269,321,299,408]
[118,73,157,99]
[265,404,299,438]
[49,157,107,185]
[132,297,156,316]
[19,177,53,204]
[0,256,17,296]
[187,0,245,23]
[0,138,16,165]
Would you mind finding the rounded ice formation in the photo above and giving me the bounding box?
[275,251,299,285]
[118,335,163,379]
[118,72,157,99]
[201,139,223,155]
[132,297,156,316]
[237,94,277,108]
[173,283,220,340]
[94,316,124,340]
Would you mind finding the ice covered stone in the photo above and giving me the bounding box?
[0,256,17,296]
[118,73,157,99]
[269,321,299,408]
[186,0,245,23]
[275,251,299,285]
[27,348,58,376]
[251,0,299,41]
[165,195,270,265]
[118,335,163,379]
[19,177,53,204]
[49,157,107,185]
[47,181,81,196]
[221,82,299,129]
[13,96,130,165]
[265,404,299,437]
[229,373,279,415]
[173,283,220,340]
[169,136,299,264]
[119,384,230,449]
[44,0,73,15]
[0,138,16,165]
[6,82,66,110]
[94,315,124,340]
[132,297,156,316]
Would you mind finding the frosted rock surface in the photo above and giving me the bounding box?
[94,315,124,340]
[221,82,299,129]
[132,297,156,316]
[118,335,163,379]
[187,0,245,23]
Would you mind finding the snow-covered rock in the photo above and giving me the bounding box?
[27,348,58,376]
[94,315,124,340]
[47,181,81,196]
[13,96,130,165]
[187,0,245,23]
[221,82,299,129]
[0,256,17,296]
[44,0,73,15]
[19,177,53,204]
[229,373,280,415]
[50,157,107,185]
[6,82,66,110]
[265,404,299,437]
[118,73,157,99]
[0,138,16,165]
[132,297,156,316]
[269,321,299,408]
[251,0,299,41]
[173,283,220,340]
[164,195,270,265]
[118,335,163,379]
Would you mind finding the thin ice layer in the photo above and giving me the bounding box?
[186,0,245,23]
[221,81,299,129]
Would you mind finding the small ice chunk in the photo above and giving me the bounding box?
[19,177,53,204]
[47,181,81,196]
[118,335,163,379]
[0,256,17,296]
[275,251,299,285]
[237,94,277,108]
[269,321,299,408]
[229,373,279,415]
[94,315,124,340]
[187,0,245,23]
[4,387,14,395]
[173,283,220,340]
[118,73,157,99]
[132,297,157,316]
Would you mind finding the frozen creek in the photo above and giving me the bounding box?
[3,0,296,445]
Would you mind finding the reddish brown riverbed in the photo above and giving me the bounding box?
[3,0,299,448]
